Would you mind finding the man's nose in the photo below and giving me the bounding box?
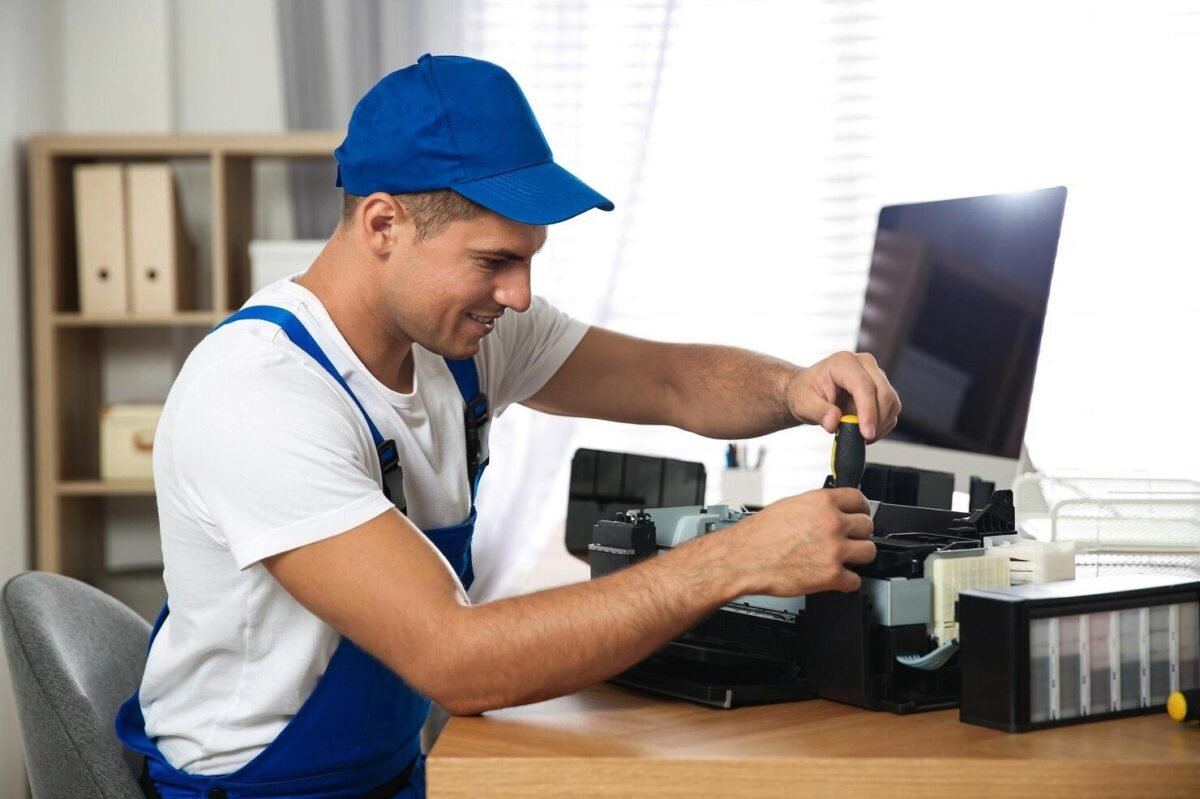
[495,263,532,313]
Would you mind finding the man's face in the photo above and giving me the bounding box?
[387,211,546,359]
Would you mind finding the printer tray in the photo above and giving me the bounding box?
[609,641,814,709]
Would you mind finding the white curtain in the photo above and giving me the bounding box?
[478,0,1200,596]
[277,0,471,238]
[459,1,678,599]
[462,1,893,565]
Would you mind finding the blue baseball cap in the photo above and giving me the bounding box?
[335,54,614,226]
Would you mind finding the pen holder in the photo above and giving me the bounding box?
[720,467,764,508]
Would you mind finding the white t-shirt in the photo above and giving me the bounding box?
[139,276,588,775]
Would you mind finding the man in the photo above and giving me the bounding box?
[117,54,900,799]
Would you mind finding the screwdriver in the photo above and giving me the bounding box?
[829,414,866,489]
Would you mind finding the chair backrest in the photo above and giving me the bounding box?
[1,572,150,799]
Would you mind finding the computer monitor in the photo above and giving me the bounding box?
[855,187,1067,496]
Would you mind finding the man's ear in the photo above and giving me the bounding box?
[358,193,415,255]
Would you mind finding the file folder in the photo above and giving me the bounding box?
[126,163,194,314]
[73,164,130,315]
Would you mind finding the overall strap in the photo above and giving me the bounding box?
[214,306,404,507]
[443,358,489,500]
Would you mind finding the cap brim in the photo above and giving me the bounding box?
[450,161,614,225]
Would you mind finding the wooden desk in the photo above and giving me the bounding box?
[428,682,1200,798]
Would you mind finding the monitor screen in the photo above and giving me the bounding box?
[855,187,1067,459]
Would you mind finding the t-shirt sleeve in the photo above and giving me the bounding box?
[168,345,396,569]
[477,295,589,415]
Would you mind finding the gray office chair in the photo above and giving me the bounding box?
[1,571,149,799]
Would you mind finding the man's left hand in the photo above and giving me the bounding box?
[786,351,900,443]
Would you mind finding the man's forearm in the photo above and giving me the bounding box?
[429,529,748,715]
[528,328,894,442]
[269,481,871,717]
[660,342,804,438]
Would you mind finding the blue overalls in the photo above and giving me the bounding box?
[116,306,490,799]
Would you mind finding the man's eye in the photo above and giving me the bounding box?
[478,259,506,270]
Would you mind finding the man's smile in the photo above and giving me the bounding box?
[467,312,500,332]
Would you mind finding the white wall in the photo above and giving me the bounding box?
[61,0,171,131]
[1,0,61,791]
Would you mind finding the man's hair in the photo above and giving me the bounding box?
[341,190,486,241]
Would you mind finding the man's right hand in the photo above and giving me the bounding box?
[729,487,875,597]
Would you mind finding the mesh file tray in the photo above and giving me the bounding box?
[1012,474,1200,577]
